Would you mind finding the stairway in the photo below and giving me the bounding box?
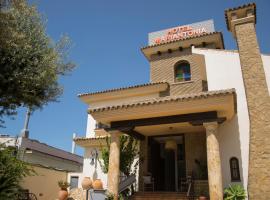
[130,192,190,200]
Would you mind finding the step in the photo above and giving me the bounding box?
[130,192,190,200]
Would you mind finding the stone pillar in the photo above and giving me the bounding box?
[107,131,121,200]
[139,137,148,191]
[203,122,223,200]
[225,4,270,198]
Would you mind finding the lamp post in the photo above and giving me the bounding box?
[21,107,31,138]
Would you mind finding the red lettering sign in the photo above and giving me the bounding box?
[154,26,207,45]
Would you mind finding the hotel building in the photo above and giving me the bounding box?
[74,3,270,200]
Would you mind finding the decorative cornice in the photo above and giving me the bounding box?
[141,32,224,50]
[225,3,256,31]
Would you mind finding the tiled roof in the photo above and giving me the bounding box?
[141,32,224,50]
[78,82,168,97]
[73,136,108,142]
[89,88,236,113]
[20,138,83,164]
[225,3,256,30]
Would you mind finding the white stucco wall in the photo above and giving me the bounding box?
[193,48,270,192]
[192,48,250,191]
[81,114,108,189]
[82,114,142,190]
[79,147,108,189]
[262,55,270,95]
[86,114,96,137]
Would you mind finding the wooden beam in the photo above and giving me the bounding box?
[111,111,218,128]
[122,129,145,140]
[105,127,145,140]
[189,117,226,126]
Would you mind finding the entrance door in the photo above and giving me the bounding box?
[165,149,175,191]
[149,138,165,191]
[149,135,186,192]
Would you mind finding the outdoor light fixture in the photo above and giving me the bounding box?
[89,148,98,165]
[165,140,177,150]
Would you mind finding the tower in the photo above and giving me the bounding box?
[225,3,270,198]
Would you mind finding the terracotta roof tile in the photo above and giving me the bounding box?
[73,136,107,142]
[225,3,256,30]
[89,88,236,113]
[78,82,168,97]
[141,32,224,50]
[21,138,83,164]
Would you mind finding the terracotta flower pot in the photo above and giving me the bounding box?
[199,196,207,200]
[93,179,103,190]
[58,189,68,200]
[81,177,92,190]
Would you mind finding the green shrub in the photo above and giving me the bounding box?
[105,192,124,200]
[0,144,35,200]
[224,184,246,200]
[58,180,70,189]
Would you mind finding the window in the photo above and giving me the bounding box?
[70,176,79,189]
[230,157,241,181]
[175,61,191,82]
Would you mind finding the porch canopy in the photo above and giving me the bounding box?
[89,88,236,140]
[83,88,236,200]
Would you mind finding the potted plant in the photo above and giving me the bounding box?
[198,188,208,200]
[58,180,70,200]
[224,184,246,200]
[105,192,125,200]
[105,192,114,200]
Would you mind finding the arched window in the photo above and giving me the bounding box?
[175,61,191,82]
[230,157,241,181]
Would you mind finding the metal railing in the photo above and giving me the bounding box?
[186,176,194,200]
[119,174,136,194]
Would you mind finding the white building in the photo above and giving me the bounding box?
[74,3,270,199]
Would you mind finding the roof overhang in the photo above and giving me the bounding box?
[20,137,83,164]
[78,82,169,105]
[89,89,237,125]
[74,136,107,148]
[141,32,224,60]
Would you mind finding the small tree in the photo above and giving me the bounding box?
[100,135,139,176]
[0,0,75,125]
[100,135,139,197]
[0,143,35,200]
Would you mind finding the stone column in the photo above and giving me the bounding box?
[107,131,121,200]
[203,122,223,200]
[225,4,270,198]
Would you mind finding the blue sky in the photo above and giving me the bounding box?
[1,0,270,155]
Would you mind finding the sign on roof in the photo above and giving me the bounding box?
[148,19,215,45]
